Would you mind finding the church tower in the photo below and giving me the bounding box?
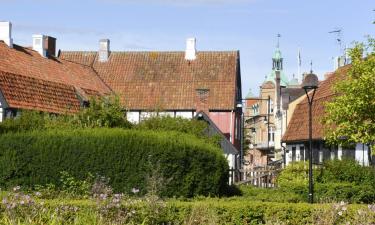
[272,35,283,71]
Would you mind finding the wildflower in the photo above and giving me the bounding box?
[34,192,42,197]
[338,211,343,216]
[13,186,20,192]
[20,200,25,205]
[131,188,140,194]
[340,201,345,206]
[342,206,347,211]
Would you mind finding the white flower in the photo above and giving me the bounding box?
[131,188,139,194]
[342,206,347,211]
[13,186,20,192]
[338,211,343,216]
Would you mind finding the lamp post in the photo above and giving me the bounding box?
[302,72,319,204]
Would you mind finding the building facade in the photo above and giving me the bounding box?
[244,45,304,170]
[282,66,372,166]
[0,21,242,175]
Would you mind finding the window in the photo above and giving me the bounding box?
[292,146,296,162]
[268,127,275,142]
[319,150,323,164]
[268,99,274,114]
[300,146,305,161]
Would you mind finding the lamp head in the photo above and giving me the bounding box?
[302,73,319,90]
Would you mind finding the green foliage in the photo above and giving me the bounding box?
[59,171,94,198]
[324,37,375,146]
[317,158,375,186]
[0,95,132,134]
[239,185,305,203]
[0,110,48,133]
[1,187,375,224]
[135,116,221,146]
[74,95,132,128]
[276,159,375,203]
[0,128,229,198]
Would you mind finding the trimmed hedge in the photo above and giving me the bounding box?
[277,160,375,203]
[0,128,229,197]
[4,197,373,225]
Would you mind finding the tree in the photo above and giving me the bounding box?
[74,95,132,128]
[324,37,375,147]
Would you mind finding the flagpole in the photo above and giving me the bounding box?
[298,48,301,79]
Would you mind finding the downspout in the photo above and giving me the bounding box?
[230,110,233,143]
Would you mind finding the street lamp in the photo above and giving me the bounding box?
[302,72,319,204]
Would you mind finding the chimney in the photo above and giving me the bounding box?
[0,21,13,48]
[185,37,196,61]
[32,34,47,57]
[195,88,210,113]
[44,36,56,57]
[99,39,110,62]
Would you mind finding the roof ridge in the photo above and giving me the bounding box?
[61,50,239,54]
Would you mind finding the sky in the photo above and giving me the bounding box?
[0,0,374,97]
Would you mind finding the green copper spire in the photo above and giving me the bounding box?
[246,88,255,98]
[264,34,290,86]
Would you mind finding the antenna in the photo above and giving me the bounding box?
[277,33,281,48]
[328,28,344,55]
[310,60,313,73]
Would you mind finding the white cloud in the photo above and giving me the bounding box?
[14,23,104,36]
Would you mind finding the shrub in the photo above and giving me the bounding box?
[0,128,228,198]
[317,158,375,186]
[135,116,221,146]
[0,95,132,135]
[277,160,375,203]
[73,95,132,129]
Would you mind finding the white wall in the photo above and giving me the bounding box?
[158,112,174,117]
[126,111,140,124]
[175,111,193,119]
[225,153,236,185]
[355,143,369,166]
[140,111,157,120]
[126,110,195,124]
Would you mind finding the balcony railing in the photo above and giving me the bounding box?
[253,141,275,150]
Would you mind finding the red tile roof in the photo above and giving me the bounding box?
[282,66,350,142]
[0,71,80,113]
[0,42,111,113]
[60,51,240,110]
[0,43,111,94]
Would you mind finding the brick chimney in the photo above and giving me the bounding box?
[32,35,56,58]
[195,88,210,113]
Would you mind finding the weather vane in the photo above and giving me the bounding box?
[310,60,313,73]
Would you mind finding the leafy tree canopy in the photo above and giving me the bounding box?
[324,37,375,147]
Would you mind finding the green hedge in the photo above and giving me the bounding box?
[0,128,229,197]
[3,197,373,225]
[277,160,375,203]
